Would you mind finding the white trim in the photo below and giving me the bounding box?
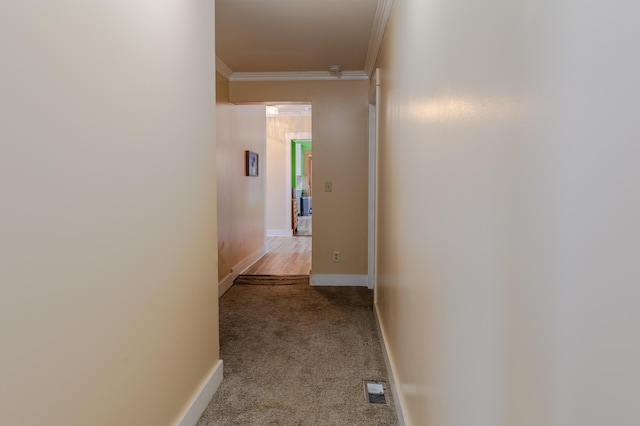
[367,102,377,291]
[310,274,368,287]
[369,75,378,105]
[373,68,381,303]
[263,107,268,266]
[285,136,292,233]
[364,0,395,77]
[374,306,407,426]
[218,246,266,298]
[175,360,224,426]
[267,229,293,237]
[215,57,233,80]
[229,70,368,82]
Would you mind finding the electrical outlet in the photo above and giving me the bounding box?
[332,251,341,262]
[325,181,333,192]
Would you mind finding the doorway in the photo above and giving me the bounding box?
[252,103,312,277]
[292,138,312,237]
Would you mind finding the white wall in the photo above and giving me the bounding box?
[375,0,640,425]
[0,2,219,424]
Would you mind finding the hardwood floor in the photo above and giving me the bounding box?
[242,236,311,276]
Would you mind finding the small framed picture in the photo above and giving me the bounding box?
[245,150,259,176]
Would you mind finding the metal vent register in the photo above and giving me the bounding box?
[364,381,387,404]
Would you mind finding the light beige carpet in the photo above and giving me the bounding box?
[196,283,398,426]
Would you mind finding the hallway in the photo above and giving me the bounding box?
[200,235,401,424]
[4,2,639,425]
[196,282,398,425]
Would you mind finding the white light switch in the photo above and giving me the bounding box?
[325,181,332,192]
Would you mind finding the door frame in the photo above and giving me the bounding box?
[368,69,380,293]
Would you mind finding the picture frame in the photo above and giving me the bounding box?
[245,150,259,176]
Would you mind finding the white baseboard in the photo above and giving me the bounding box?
[374,305,407,426]
[309,274,368,287]
[218,246,266,298]
[175,360,224,426]
[267,228,293,237]
[367,274,374,290]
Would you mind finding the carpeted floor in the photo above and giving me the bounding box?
[196,283,398,426]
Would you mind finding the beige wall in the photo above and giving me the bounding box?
[266,114,312,234]
[0,2,219,425]
[231,81,369,275]
[375,0,640,425]
[216,75,267,283]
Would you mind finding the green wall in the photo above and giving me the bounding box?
[291,139,312,191]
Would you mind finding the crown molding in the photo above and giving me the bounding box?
[215,57,233,80]
[229,70,369,82]
[364,0,394,77]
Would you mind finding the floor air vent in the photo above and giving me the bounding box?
[364,381,387,404]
